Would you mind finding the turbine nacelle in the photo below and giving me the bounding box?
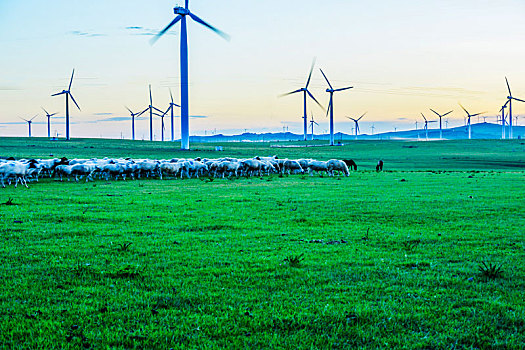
[174,7,190,15]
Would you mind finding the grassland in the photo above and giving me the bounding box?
[0,137,524,349]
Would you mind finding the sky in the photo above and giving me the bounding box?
[1,0,525,140]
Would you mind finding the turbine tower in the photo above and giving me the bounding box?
[319,68,353,146]
[20,116,37,137]
[140,85,164,141]
[346,112,366,140]
[151,0,230,150]
[503,77,525,139]
[125,106,145,141]
[459,104,484,140]
[51,69,80,140]
[429,108,453,139]
[41,108,57,139]
[281,58,323,141]
[309,112,318,141]
[499,104,507,139]
[421,113,436,140]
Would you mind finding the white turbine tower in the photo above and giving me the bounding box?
[346,112,366,140]
[421,113,436,140]
[499,104,508,139]
[281,58,323,141]
[20,115,37,137]
[41,108,57,139]
[429,108,453,139]
[319,68,353,146]
[503,77,525,139]
[51,69,80,140]
[125,106,146,141]
[459,104,484,140]
[151,0,230,150]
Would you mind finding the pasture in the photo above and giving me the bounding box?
[0,137,524,349]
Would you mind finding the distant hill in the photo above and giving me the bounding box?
[188,123,525,142]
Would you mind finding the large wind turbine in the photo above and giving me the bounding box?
[346,112,366,140]
[429,108,453,139]
[41,108,57,139]
[20,116,37,137]
[421,113,436,140]
[459,104,484,140]
[503,77,525,139]
[125,106,145,141]
[319,68,353,146]
[281,58,323,141]
[309,112,318,141]
[51,69,80,140]
[151,0,230,150]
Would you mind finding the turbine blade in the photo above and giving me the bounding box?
[169,88,174,104]
[305,57,316,89]
[42,107,49,115]
[69,69,75,91]
[512,97,525,103]
[306,90,323,109]
[325,98,332,118]
[69,93,81,111]
[429,108,440,117]
[125,106,133,114]
[505,76,511,96]
[150,15,183,45]
[358,112,367,120]
[442,110,453,117]
[51,91,66,97]
[149,85,152,105]
[279,89,302,97]
[172,102,181,108]
[49,113,58,117]
[188,13,230,41]
[334,86,353,92]
[459,103,469,115]
[421,113,427,122]
[319,68,333,90]
[153,106,164,114]
[470,112,485,117]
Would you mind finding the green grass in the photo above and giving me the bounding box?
[0,137,524,348]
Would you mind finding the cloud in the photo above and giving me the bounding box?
[69,30,105,38]
[125,26,177,37]
[94,112,113,116]
[0,86,21,91]
[97,116,129,122]
[397,117,409,120]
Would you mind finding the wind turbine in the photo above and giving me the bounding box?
[41,108,57,139]
[141,85,164,141]
[309,112,318,141]
[20,116,37,137]
[165,88,181,142]
[319,68,353,146]
[429,108,453,139]
[499,104,507,139]
[125,106,146,141]
[281,58,323,141]
[459,104,485,140]
[421,113,437,140]
[503,77,525,139]
[346,112,366,140]
[151,0,230,150]
[51,69,80,140]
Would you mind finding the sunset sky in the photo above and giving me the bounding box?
[1,0,525,139]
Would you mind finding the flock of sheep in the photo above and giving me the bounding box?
[0,156,358,188]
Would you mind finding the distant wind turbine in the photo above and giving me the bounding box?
[41,108,57,139]
[281,58,323,141]
[151,0,230,150]
[51,69,80,140]
[421,113,437,140]
[140,85,164,141]
[165,88,181,142]
[309,112,318,141]
[370,124,375,135]
[503,77,524,139]
[459,104,485,140]
[346,112,366,140]
[319,68,353,146]
[429,108,453,139]
[20,115,37,137]
[125,106,146,141]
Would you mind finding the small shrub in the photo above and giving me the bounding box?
[284,253,305,267]
[478,261,504,280]
[115,242,133,252]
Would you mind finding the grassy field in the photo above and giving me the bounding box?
[0,137,524,349]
